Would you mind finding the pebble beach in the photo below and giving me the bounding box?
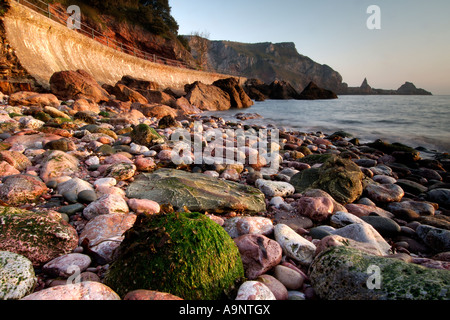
[0,74,449,301]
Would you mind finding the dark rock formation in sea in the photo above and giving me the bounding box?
[343,78,432,95]
[298,82,338,100]
[396,82,432,95]
[244,79,337,101]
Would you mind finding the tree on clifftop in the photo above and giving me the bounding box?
[68,0,179,37]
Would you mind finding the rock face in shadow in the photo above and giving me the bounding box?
[298,82,338,100]
[197,40,345,94]
[184,81,232,111]
[244,79,337,101]
[212,77,254,108]
[126,168,266,214]
[396,82,432,95]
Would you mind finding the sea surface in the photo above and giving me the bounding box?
[207,95,450,155]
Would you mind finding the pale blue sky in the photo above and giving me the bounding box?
[171,0,450,94]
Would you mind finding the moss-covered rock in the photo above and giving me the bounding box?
[103,212,245,300]
[309,246,450,300]
[0,206,78,267]
[130,124,165,147]
[367,139,421,163]
[126,168,266,214]
[291,156,364,205]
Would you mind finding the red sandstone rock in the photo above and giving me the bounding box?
[49,69,110,103]
[0,174,48,205]
[234,234,282,279]
[123,290,183,300]
[9,91,60,108]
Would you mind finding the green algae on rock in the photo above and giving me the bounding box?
[0,206,78,267]
[309,246,450,300]
[103,212,245,300]
[130,123,165,147]
[126,168,266,214]
[291,155,364,205]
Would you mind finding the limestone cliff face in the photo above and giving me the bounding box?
[194,40,346,93]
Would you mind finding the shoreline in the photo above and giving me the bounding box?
[206,96,450,156]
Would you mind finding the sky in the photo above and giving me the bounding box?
[170,0,450,95]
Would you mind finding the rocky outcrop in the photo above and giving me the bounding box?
[212,77,253,108]
[298,82,338,100]
[194,40,345,94]
[343,78,432,95]
[397,82,432,95]
[244,79,337,101]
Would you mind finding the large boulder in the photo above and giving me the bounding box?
[243,78,271,101]
[49,69,110,103]
[103,212,245,300]
[117,75,160,91]
[0,207,78,267]
[290,156,364,205]
[212,77,254,108]
[3,133,62,150]
[111,84,148,104]
[267,80,301,100]
[133,103,179,119]
[126,168,266,214]
[309,246,450,300]
[184,81,231,111]
[426,189,450,209]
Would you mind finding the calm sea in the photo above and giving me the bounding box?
[208,95,450,155]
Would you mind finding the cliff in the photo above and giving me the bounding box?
[189,39,346,94]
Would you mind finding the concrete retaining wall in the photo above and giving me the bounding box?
[2,1,244,91]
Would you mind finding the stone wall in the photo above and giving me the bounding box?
[1,1,245,91]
